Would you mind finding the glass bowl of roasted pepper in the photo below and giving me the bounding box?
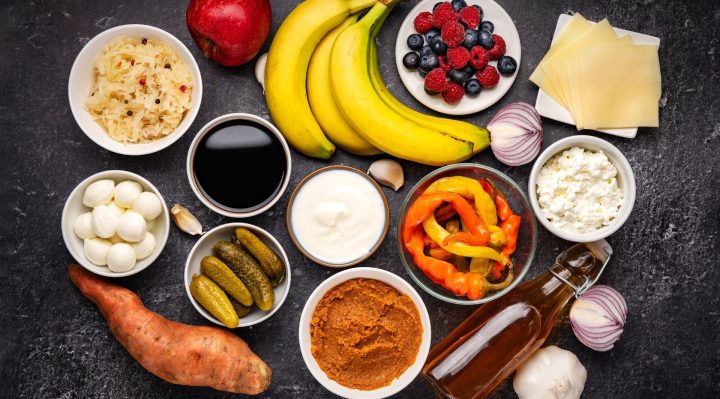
[398,164,538,305]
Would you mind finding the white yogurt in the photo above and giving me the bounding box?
[290,169,387,265]
[536,146,623,234]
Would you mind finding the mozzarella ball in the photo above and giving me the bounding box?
[114,180,143,208]
[107,243,137,272]
[83,179,115,208]
[131,232,156,260]
[145,218,156,232]
[108,235,124,244]
[116,211,147,242]
[73,212,96,240]
[133,192,162,221]
[91,204,123,238]
[84,238,112,266]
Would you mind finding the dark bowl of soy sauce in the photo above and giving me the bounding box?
[187,113,291,218]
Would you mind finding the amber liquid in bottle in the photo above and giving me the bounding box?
[422,241,611,399]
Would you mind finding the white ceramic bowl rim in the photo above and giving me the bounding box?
[298,267,431,399]
[68,24,203,156]
[528,135,637,242]
[61,170,170,277]
[186,113,292,218]
[183,222,291,328]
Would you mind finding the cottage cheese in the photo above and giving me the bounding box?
[536,147,623,234]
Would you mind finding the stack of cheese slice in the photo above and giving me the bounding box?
[530,14,661,130]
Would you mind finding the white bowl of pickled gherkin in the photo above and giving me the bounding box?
[184,222,291,328]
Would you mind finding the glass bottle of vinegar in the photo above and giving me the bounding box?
[422,241,612,399]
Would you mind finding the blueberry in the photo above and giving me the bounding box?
[431,40,448,55]
[497,56,518,75]
[478,29,494,49]
[461,64,475,76]
[464,79,482,95]
[419,53,440,73]
[449,68,471,84]
[407,34,424,51]
[419,45,434,57]
[451,0,467,12]
[480,21,494,33]
[433,2,443,10]
[403,52,420,69]
[463,29,479,49]
[424,28,441,45]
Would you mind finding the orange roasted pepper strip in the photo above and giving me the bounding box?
[406,227,491,300]
[402,192,488,245]
[443,232,489,246]
[495,193,513,222]
[491,214,522,280]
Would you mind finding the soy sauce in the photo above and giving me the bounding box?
[193,119,286,213]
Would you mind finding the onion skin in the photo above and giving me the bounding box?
[488,102,543,166]
[569,285,627,352]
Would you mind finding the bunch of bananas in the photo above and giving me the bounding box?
[265,0,489,166]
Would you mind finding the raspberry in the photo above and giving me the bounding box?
[476,65,500,88]
[438,56,452,73]
[414,11,434,34]
[424,68,449,93]
[433,3,457,28]
[458,6,480,29]
[469,46,488,70]
[487,34,506,60]
[442,81,465,104]
[441,21,465,48]
[446,46,469,69]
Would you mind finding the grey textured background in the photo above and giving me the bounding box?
[1,0,719,398]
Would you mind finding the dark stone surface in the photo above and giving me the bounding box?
[1,0,719,397]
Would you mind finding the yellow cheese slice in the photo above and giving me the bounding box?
[567,35,635,129]
[544,19,620,108]
[529,14,592,106]
[579,45,661,129]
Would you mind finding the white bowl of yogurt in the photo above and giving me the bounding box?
[528,135,636,242]
[286,165,390,268]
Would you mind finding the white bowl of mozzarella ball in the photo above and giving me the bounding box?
[528,135,636,242]
[62,170,169,277]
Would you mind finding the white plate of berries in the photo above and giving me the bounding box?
[395,0,521,115]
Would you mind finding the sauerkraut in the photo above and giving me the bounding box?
[86,37,193,143]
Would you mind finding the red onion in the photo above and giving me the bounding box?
[569,285,627,352]
[488,102,543,166]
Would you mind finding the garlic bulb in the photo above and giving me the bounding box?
[171,204,204,235]
[255,53,268,92]
[368,159,404,191]
[114,180,143,208]
[83,179,115,208]
[513,346,587,399]
[133,192,162,220]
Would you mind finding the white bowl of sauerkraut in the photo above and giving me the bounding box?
[69,24,202,155]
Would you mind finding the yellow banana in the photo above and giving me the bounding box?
[308,15,381,156]
[330,1,473,166]
[264,0,375,159]
[366,19,489,154]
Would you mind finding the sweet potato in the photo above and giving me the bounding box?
[68,265,271,394]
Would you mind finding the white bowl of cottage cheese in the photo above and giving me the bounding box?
[528,135,636,242]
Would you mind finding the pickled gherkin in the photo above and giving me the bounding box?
[190,274,239,328]
[234,227,286,284]
[213,241,275,311]
[201,256,253,307]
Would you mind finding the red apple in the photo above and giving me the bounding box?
[186,0,271,67]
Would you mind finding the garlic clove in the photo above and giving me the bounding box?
[171,204,204,235]
[368,159,404,191]
[255,53,268,92]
